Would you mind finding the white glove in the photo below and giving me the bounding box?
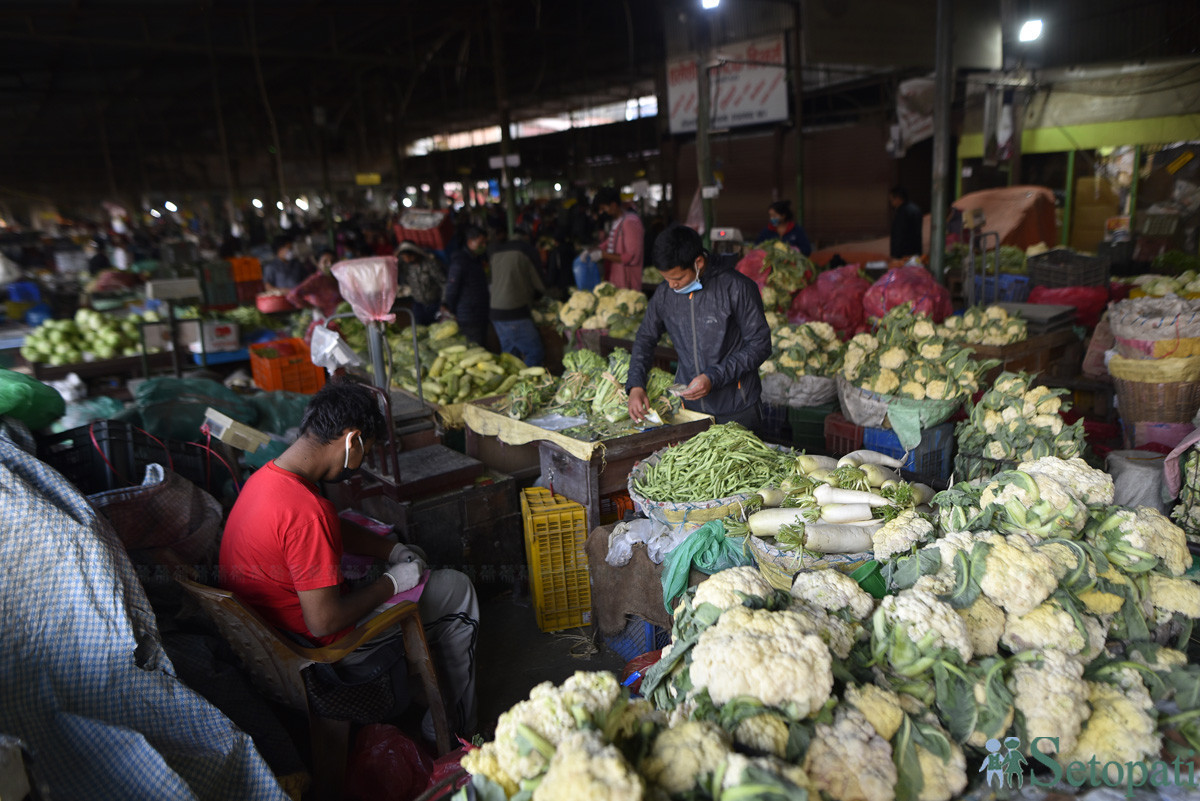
[388,543,428,572]
[384,561,422,594]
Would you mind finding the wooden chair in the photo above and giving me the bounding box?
[176,577,452,800]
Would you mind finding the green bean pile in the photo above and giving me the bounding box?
[632,423,794,503]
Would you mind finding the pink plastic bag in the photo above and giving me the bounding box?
[1027,284,1110,329]
[332,256,399,325]
[863,265,952,323]
[735,249,770,290]
[787,264,872,338]
[345,724,434,801]
[423,747,472,799]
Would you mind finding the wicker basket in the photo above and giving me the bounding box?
[627,451,758,528]
[1113,377,1200,424]
[747,535,875,592]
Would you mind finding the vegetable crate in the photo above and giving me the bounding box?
[249,338,326,394]
[393,209,454,251]
[521,488,592,632]
[1027,249,1109,288]
[227,257,262,282]
[823,412,864,457]
[602,616,670,662]
[789,402,837,454]
[35,420,236,496]
[973,274,1031,304]
[757,402,791,445]
[862,422,956,484]
[598,490,635,525]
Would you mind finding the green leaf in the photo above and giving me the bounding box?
[892,716,925,801]
[939,548,981,610]
[883,548,942,591]
[933,662,978,743]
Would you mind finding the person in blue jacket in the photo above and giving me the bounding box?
[626,224,771,429]
[440,226,491,346]
[754,200,812,256]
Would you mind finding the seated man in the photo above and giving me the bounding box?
[219,379,477,740]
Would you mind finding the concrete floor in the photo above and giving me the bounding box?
[473,591,627,739]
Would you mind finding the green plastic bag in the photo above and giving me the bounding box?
[660,520,756,612]
[134,377,259,442]
[0,369,65,430]
[247,391,311,436]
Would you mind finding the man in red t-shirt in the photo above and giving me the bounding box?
[220,379,478,739]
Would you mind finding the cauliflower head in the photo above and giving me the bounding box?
[872,510,936,562]
[791,568,876,620]
[875,588,973,664]
[1060,677,1161,784]
[532,730,644,801]
[957,596,1006,657]
[1001,599,1089,655]
[844,683,905,741]
[977,533,1059,617]
[803,706,897,801]
[878,346,907,371]
[690,566,776,614]
[1092,507,1192,576]
[733,712,790,758]
[871,368,901,396]
[721,753,814,796]
[1018,456,1114,506]
[641,720,730,795]
[915,738,967,801]
[786,598,861,659]
[1147,573,1200,618]
[1010,650,1089,757]
[689,605,834,714]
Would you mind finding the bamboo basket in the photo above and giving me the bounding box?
[1113,377,1200,424]
[746,534,875,592]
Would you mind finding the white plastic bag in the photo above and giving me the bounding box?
[331,256,398,325]
[310,325,363,372]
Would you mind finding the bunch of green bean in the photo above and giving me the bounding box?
[633,423,795,503]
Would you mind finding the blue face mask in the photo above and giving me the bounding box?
[673,278,703,295]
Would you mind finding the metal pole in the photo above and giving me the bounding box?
[790,4,805,225]
[488,0,517,237]
[1128,144,1142,225]
[1061,150,1076,247]
[929,0,954,283]
[696,31,714,240]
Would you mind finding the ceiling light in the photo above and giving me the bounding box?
[251,198,263,209]
[402,197,413,207]
[554,183,562,191]
[420,183,431,193]
[701,0,720,9]
[295,198,309,211]
[149,209,161,218]
[276,201,284,210]
[163,201,177,212]
[1018,19,1043,42]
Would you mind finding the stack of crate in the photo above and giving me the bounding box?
[229,257,263,305]
[521,488,591,632]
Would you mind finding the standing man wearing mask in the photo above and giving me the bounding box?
[440,226,491,346]
[219,379,479,742]
[626,224,771,428]
[262,234,314,291]
[594,187,645,290]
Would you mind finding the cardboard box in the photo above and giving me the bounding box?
[141,320,240,352]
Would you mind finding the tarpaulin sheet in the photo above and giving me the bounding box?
[0,418,287,800]
[953,185,1058,250]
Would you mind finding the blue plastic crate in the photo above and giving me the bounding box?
[862,421,956,484]
[973,274,1031,303]
[603,616,670,662]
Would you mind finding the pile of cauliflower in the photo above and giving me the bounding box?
[841,304,998,401]
[954,371,1087,480]
[1124,270,1200,299]
[760,321,845,380]
[937,305,1027,346]
[557,282,648,336]
[460,455,1200,801]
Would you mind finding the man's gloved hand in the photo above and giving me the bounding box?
[384,561,423,594]
[388,543,428,573]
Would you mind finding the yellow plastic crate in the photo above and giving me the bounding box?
[521,487,592,632]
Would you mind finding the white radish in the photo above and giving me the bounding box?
[838,450,907,469]
[802,520,882,553]
[820,503,875,524]
[860,463,901,487]
[796,454,839,474]
[757,487,786,507]
[807,468,834,484]
[910,483,936,506]
[814,483,890,508]
[748,507,813,537]
[879,479,900,490]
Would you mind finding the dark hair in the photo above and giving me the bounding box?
[299,379,387,445]
[653,224,705,272]
[593,187,621,209]
[768,200,794,221]
[463,225,486,242]
[271,234,294,253]
[317,248,336,259]
[890,186,909,202]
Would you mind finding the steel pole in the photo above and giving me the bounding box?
[929,0,954,283]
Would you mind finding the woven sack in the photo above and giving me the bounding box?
[835,375,962,430]
[1109,296,1200,342]
[786,375,837,408]
[1108,354,1200,384]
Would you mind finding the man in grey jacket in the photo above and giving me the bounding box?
[626,224,771,427]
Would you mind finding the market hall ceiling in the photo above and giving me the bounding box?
[0,0,667,197]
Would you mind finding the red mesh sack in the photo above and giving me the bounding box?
[863,265,953,323]
[1028,284,1110,329]
[620,649,663,696]
[787,264,872,338]
[344,724,434,801]
[735,248,770,290]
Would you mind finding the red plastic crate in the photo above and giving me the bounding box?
[249,338,326,393]
[394,210,454,251]
[599,491,635,525]
[824,412,864,457]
